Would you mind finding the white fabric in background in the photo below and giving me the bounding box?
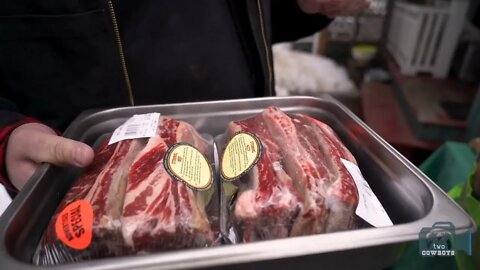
[0,185,12,217]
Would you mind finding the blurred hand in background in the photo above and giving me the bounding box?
[298,0,371,17]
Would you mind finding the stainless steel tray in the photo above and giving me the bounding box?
[0,96,475,270]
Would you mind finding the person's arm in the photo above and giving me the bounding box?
[0,100,94,192]
[271,0,371,43]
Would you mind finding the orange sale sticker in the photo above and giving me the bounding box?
[55,200,93,250]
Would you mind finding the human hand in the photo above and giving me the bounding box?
[297,0,371,17]
[6,123,94,190]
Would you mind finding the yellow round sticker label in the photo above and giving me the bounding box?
[221,132,262,181]
[164,143,213,191]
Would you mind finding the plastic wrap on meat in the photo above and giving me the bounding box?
[35,138,144,264]
[262,107,329,235]
[264,107,359,235]
[225,106,359,241]
[291,114,358,232]
[227,113,303,242]
[122,117,214,252]
[35,116,216,265]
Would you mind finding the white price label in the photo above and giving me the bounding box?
[341,158,393,227]
[108,113,160,145]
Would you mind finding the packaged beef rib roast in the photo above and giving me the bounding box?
[218,106,388,243]
[34,114,219,265]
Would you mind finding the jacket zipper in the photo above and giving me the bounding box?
[107,0,135,106]
[106,1,270,102]
[256,0,273,96]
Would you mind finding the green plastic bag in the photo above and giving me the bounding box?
[392,142,477,270]
[448,165,480,270]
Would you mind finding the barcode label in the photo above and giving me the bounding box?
[341,158,393,227]
[125,124,140,136]
[108,113,160,145]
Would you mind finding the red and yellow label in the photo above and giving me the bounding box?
[55,200,93,250]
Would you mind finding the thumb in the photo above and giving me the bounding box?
[24,128,94,167]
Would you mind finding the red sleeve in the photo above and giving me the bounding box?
[0,117,40,191]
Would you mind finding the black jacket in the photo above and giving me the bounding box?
[0,0,331,131]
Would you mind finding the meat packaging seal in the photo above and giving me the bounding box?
[34,116,220,265]
[164,143,213,191]
[220,132,263,181]
[341,158,393,227]
[108,113,160,145]
[219,106,368,244]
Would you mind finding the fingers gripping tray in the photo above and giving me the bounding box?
[0,96,475,270]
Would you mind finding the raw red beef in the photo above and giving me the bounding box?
[121,117,214,252]
[36,116,214,264]
[291,114,358,232]
[230,107,359,240]
[228,113,303,242]
[36,138,144,263]
[84,139,144,237]
[262,107,329,235]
